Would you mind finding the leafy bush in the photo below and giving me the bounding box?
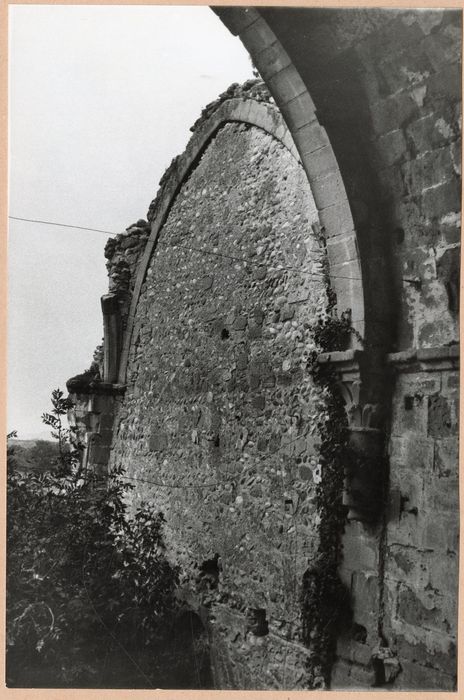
[6,390,188,688]
[41,388,81,475]
[6,464,182,687]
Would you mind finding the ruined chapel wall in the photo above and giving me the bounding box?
[215,9,460,689]
[260,7,461,351]
[109,116,333,688]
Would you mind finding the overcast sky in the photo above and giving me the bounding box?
[8,5,254,439]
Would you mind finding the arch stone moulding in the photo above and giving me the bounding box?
[213,6,366,343]
[117,92,356,384]
[214,6,390,518]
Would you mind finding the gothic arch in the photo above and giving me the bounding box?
[214,7,366,343]
[118,93,356,384]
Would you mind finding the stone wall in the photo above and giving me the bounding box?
[109,108,334,689]
[382,348,459,690]
[213,8,460,690]
[256,7,461,352]
[68,7,460,690]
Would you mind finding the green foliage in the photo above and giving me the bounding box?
[301,311,359,688]
[312,310,363,353]
[7,390,181,688]
[302,343,353,688]
[7,466,180,687]
[41,388,80,475]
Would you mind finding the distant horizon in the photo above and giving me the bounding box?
[8,431,57,443]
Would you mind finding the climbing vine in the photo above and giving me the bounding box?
[300,224,360,688]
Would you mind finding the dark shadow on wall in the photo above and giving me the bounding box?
[159,610,214,689]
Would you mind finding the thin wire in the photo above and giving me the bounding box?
[9,214,364,283]
[154,240,363,282]
[8,215,117,236]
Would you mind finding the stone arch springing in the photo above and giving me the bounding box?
[213,4,392,523]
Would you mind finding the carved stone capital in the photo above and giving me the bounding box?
[317,349,389,522]
[318,349,387,430]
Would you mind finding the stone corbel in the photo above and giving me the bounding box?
[318,349,388,522]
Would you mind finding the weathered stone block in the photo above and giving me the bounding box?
[378,50,433,95]
[420,178,461,220]
[387,509,424,549]
[331,658,353,688]
[319,199,355,238]
[406,110,459,154]
[267,63,306,105]
[396,634,456,676]
[389,435,435,471]
[421,26,461,72]
[397,585,449,631]
[426,476,459,513]
[348,661,375,688]
[385,545,428,589]
[391,390,429,436]
[326,232,359,266]
[388,467,425,515]
[427,62,461,103]
[374,128,408,168]
[351,572,379,624]
[281,91,317,131]
[396,660,456,690]
[88,443,111,465]
[434,437,458,478]
[342,535,379,573]
[369,91,418,136]
[421,514,459,552]
[402,146,453,194]
[296,121,330,157]
[428,551,458,594]
[427,394,458,437]
[376,163,407,202]
[337,636,372,666]
[251,40,292,81]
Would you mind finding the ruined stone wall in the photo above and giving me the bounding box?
[216,8,460,690]
[259,7,460,352]
[109,114,333,688]
[69,9,460,689]
[382,349,459,690]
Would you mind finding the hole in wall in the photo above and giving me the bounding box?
[221,328,230,340]
[198,554,220,590]
[246,608,269,637]
[372,655,386,686]
[404,395,414,410]
[445,280,459,316]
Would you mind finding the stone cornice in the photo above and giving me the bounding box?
[386,345,459,373]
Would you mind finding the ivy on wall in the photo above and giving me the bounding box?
[300,224,359,688]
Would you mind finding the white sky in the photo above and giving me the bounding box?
[8,5,254,438]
